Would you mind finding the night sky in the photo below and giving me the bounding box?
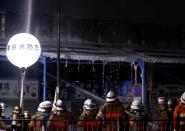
[1,0,185,25]
[1,0,185,85]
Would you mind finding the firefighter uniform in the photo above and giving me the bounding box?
[29,101,52,131]
[78,99,100,131]
[96,90,126,131]
[23,111,31,131]
[10,105,22,131]
[173,92,185,131]
[129,99,146,131]
[167,98,176,131]
[47,99,75,131]
[0,103,6,119]
[157,97,168,131]
[0,104,10,130]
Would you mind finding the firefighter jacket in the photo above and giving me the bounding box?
[29,111,50,131]
[168,109,175,131]
[173,103,185,131]
[9,113,22,131]
[157,105,168,131]
[0,116,10,130]
[96,101,126,131]
[129,111,146,131]
[78,110,101,131]
[47,110,75,131]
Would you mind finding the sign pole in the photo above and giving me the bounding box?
[52,0,61,111]
[19,68,26,113]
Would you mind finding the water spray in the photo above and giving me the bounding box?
[25,0,33,33]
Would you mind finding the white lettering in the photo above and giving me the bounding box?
[10,44,40,51]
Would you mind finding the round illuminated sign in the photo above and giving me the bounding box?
[6,33,41,68]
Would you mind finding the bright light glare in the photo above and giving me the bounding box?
[6,33,41,68]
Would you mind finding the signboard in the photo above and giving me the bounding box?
[116,80,135,96]
[6,33,41,68]
[131,84,142,97]
[0,79,38,99]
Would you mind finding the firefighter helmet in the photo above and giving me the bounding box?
[42,101,52,108]
[0,102,6,110]
[24,111,30,119]
[157,97,166,104]
[13,105,21,114]
[131,99,143,110]
[85,100,96,110]
[167,98,176,109]
[55,99,64,107]
[55,99,65,111]
[37,102,45,112]
[83,99,92,110]
[106,90,117,102]
[181,92,185,104]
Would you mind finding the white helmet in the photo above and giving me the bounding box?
[0,102,6,110]
[167,98,176,109]
[37,102,45,112]
[131,100,143,110]
[85,100,96,110]
[42,101,52,108]
[158,97,166,104]
[106,91,117,102]
[83,99,92,110]
[181,92,185,104]
[55,99,65,111]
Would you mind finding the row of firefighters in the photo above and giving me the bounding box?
[0,91,184,131]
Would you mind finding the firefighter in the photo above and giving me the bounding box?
[129,98,146,131]
[0,102,11,127]
[173,92,185,131]
[157,97,168,131]
[0,102,7,119]
[24,111,31,119]
[23,110,31,131]
[96,90,127,131]
[78,99,100,131]
[167,97,176,131]
[29,101,52,131]
[0,104,10,130]
[47,99,76,131]
[10,105,22,131]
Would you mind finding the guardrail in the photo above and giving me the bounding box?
[0,119,182,131]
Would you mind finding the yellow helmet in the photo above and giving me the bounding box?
[24,111,30,118]
[13,105,21,114]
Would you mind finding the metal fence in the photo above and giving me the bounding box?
[0,119,184,131]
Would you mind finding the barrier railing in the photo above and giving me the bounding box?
[0,119,183,131]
